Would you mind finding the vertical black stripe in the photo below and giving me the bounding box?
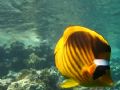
[71,33,91,82]
[64,44,81,80]
[70,35,82,69]
[67,38,88,82]
[73,33,88,66]
[69,38,90,82]
[66,44,82,81]
[71,34,86,82]
[61,50,71,77]
[68,39,82,70]
[77,33,92,64]
[70,34,84,67]
[68,44,87,82]
[84,33,95,63]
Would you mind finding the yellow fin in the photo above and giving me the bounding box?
[59,78,79,88]
[88,64,96,76]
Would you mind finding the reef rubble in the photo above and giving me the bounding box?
[0,67,62,90]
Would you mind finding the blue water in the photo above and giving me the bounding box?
[0,0,120,89]
[0,0,120,57]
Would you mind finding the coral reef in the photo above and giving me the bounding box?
[0,78,12,90]
[0,41,53,76]
[25,52,51,69]
[0,41,120,90]
[0,67,64,90]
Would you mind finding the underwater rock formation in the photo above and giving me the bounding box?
[6,67,62,90]
[0,67,63,90]
[0,78,12,90]
[0,52,119,90]
[0,41,53,76]
[0,41,120,90]
[25,53,46,69]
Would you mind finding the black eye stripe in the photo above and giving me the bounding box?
[92,65,110,80]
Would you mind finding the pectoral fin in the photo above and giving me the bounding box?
[59,78,79,88]
[88,63,96,76]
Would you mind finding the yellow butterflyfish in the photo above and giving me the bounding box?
[54,26,113,88]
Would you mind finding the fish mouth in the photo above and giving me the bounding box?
[98,71,114,87]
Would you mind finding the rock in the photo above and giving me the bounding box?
[7,67,63,90]
[0,78,12,90]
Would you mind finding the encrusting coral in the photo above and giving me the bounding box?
[6,67,62,90]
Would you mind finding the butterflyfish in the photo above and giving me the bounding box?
[54,26,113,88]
